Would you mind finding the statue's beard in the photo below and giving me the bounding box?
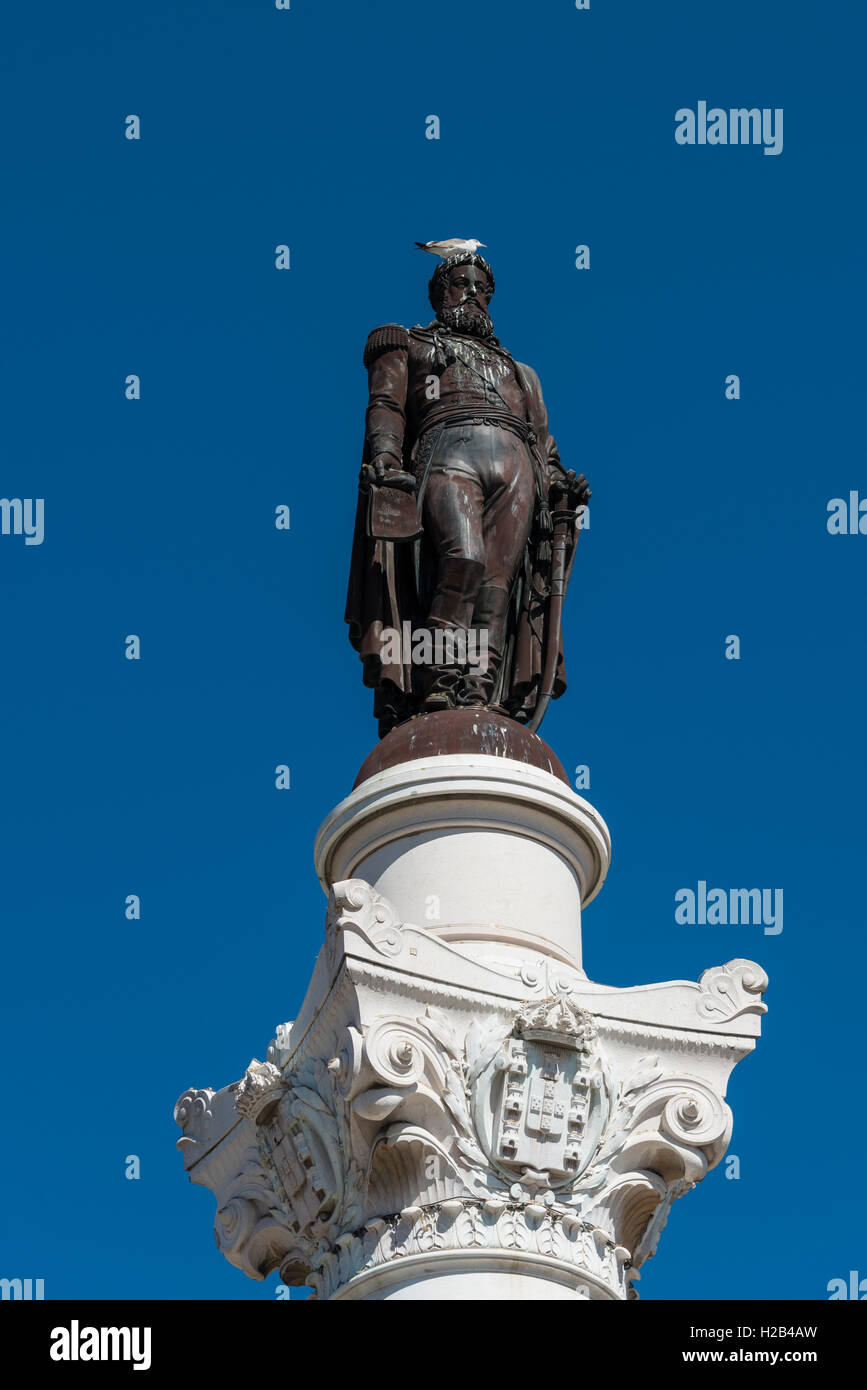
[438,303,494,339]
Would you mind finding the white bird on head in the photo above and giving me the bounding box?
[414,237,487,258]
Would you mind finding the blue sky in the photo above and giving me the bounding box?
[2,0,864,1300]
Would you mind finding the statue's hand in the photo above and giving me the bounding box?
[363,453,416,493]
[550,469,591,511]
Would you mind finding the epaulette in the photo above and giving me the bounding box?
[363,323,410,367]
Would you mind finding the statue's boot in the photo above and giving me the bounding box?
[457,645,503,707]
[422,559,485,711]
[420,617,468,713]
[458,583,510,707]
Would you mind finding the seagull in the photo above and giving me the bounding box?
[414,238,486,258]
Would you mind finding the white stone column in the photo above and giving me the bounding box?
[315,755,610,973]
[175,752,767,1301]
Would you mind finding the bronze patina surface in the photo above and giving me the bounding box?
[353,708,571,789]
[346,252,590,739]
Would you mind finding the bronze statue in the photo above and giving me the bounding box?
[346,251,589,739]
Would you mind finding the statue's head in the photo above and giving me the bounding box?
[429,253,496,339]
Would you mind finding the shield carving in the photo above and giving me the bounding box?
[491,997,603,1183]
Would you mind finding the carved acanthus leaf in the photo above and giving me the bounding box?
[307,1200,631,1301]
[325,879,405,968]
[696,958,769,1021]
[174,1087,215,1154]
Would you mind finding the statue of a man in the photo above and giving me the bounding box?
[346,252,589,738]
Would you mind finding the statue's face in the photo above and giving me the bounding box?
[441,264,492,314]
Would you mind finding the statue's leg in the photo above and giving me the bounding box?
[462,434,535,706]
[420,431,487,709]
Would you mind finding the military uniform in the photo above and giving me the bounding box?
[362,321,565,709]
[346,291,581,736]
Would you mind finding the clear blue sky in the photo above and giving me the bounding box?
[2,0,864,1300]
